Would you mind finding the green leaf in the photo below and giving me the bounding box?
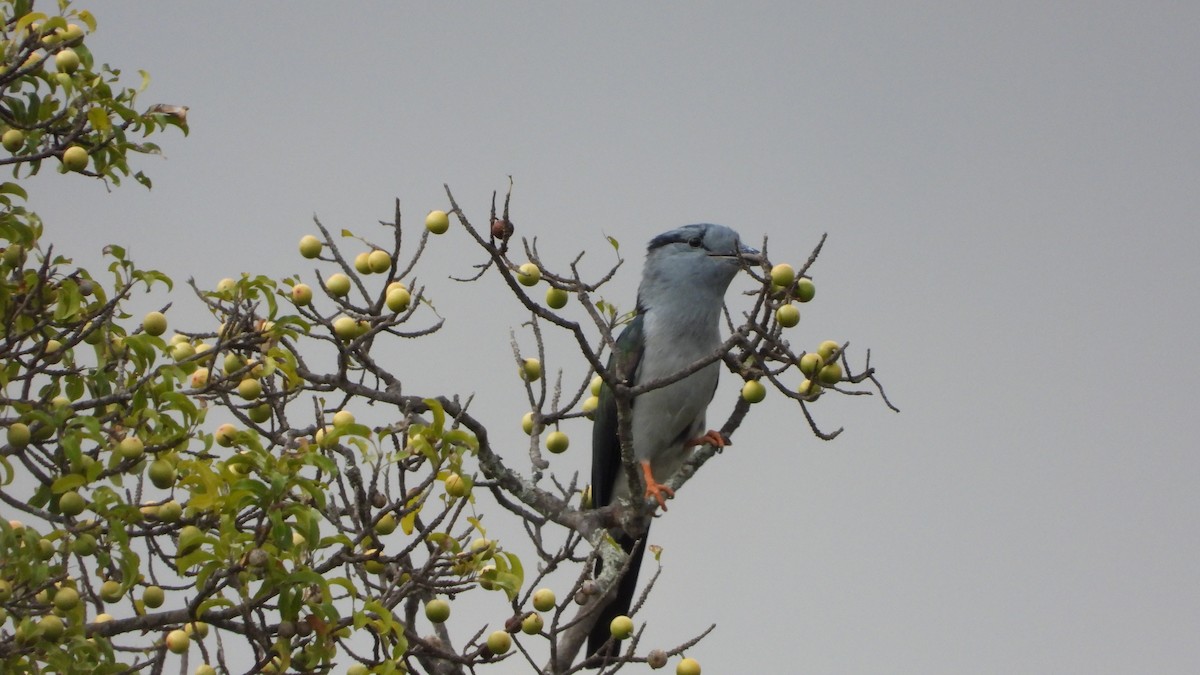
[50,474,86,494]
[0,182,28,201]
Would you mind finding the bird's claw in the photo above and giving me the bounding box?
[687,429,728,449]
[641,460,675,512]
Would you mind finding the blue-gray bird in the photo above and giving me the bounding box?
[588,223,760,661]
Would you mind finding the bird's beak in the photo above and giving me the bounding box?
[736,246,763,265]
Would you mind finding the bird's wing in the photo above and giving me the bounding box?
[591,313,645,510]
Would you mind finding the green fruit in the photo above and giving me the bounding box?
[214,423,237,448]
[291,283,313,305]
[142,311,167,336]
[298,235,322,258]
[0,579,11,602]
[237,378,262,400]
[142,585,164,608]
[55,48,80,73]
[798,379,822,399]
[61,145,88,171]
[532,588,556,612]
[609,614,634,640]
[545,431,569,454]
[375,513,397,535]
[425,598,451,623]
[157,500,182,523]
[386,287,411,312]
[71,534,97,556]
[817,340,840,360]
[190,367,210,388]
[2,129,24,152]
[741,380,766,404]
[196,666,217,675]
[776,304,800,328]
[117,436,145,461]
[353,252,372,274]
[521,612,544,634]
[215,278,237,295]
[516,262,541,286]
[326,273,351,297]
[39,614,64,640]
[368,249,391,273]
[171,342,195,362]
[8,422,31,448]
[770,263,795,287]
[99,580,123,603]
[817,363,843,385]
[520,358,542,382]
[53,586,80,611]
[581,395,599,419]
[166,628,190,653]
[590,375,603,396]
[58,490,85,516]
[545,287,568,309]
[521,412,539,435]
[794,278,815,302]
[333,410,355,429]
[248,403,272,423]
[486,630,512,655]
[445,473,469,498]
[425,210,450,234]
[677,657,701,675]
[332,317,358,341]
[799,352,821,377]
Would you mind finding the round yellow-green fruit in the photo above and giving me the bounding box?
[445,472,469,498]
[53,586,80,612]
[798,379,822,399]
[62,145,88,171]
[520,358,542,382]
[545,430,569,454]
[117,436,145,461]
[818,363,843,385]
[776,304,800,328]
[522,612,544,634]
[166,628,190,654]
[326,273,351,297]
[486,629,512,655]
[237,378,262,400]
[142,311,168,336]
[817,340,840,360]
[353,252,372,274]
[425,598,450,623]
[386,287,411,312]
[2,129,24,152]
[770,263,795,287]
[332,316,359,341]
[516,262,541,286]
[609,614,634,640]
[532,588,556,612]
[298,235,322,259]
[677,657,701,675]
[795,277,816,302]
[425,210,449,234]
[55,48,80,73]
[7,422,30,448]
[741,380,766,404]
[148,459,177,488]
[799,352,821,377]
[374,512,397,535]
[291,283,313,305]
[142,585,164,608]
[368,249,391,273]
[58,490,85,516]
[545,287,568,309]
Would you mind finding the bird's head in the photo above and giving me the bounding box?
[637,223,761,312]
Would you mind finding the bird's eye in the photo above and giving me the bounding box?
[687,236,703,248]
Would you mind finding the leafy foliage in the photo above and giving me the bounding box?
[0,2,894,674]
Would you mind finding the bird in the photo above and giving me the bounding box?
[588,223,760,662]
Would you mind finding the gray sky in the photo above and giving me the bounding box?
[30,2,1200,672]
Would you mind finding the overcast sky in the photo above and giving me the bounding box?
[28,2,1200,673]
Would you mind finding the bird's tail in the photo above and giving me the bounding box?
[586,532,647,666]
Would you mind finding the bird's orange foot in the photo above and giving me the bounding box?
[641,460,675,512]
[687,429,727,449]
